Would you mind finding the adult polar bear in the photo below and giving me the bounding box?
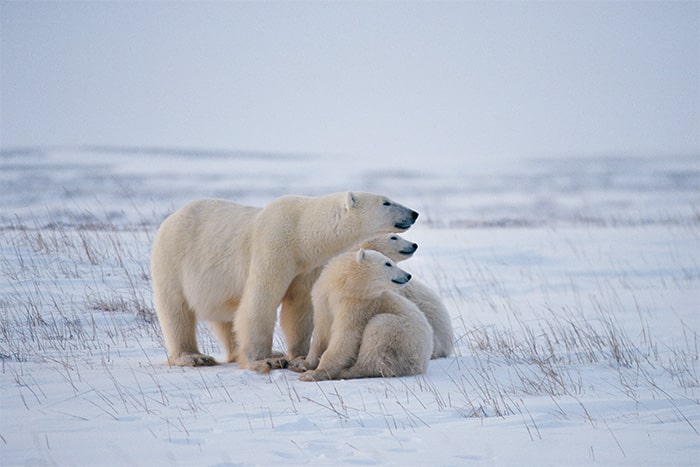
[151,192,418,371]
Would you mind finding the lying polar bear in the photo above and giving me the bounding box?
[297,249,433,381]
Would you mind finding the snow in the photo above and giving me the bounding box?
[1,148,698,465]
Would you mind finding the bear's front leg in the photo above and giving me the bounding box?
[235,269,295,371]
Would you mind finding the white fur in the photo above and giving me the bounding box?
[399,279,454,358]
[358,234,418,263]
[150,192,418,369]
[299,249,433,381]
[364,234,453,358]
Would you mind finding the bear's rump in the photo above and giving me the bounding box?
[355,313,428,377]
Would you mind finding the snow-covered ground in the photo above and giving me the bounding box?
[1,148,698,465]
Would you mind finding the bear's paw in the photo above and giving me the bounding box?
[244,357,289,373]
[287,357,312,373]
[298,369,333,382]
[170,352,218,367]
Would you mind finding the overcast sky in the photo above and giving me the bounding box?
[1,1,698,163]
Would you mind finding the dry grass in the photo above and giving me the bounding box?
[1,215,698,444]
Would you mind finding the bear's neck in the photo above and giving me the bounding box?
[336,290,382,304]
[297,208,367,270]
[334,274,388,301]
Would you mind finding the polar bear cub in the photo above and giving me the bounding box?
[359,234,454,359]
[359,234,418,262]
[299,249,433,381]
[151,192,418,370]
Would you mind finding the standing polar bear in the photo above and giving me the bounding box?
[361,235,454,359]
[150,192,418,371]
[298,249,433,381]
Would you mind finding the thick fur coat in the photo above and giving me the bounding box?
[150,192,418,370]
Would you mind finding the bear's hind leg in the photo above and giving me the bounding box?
[208,321,237,363]
[337,314,424,379]
[336,365,376,380]
[280,272,317,359]
[154,290,216,366]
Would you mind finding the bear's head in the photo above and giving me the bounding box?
[323,249,412,301]
[344,192,419,234]
[359,234,418,263]
[350,249,412,297]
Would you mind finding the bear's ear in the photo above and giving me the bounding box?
[345,192,357,210]
[356,248,366,263]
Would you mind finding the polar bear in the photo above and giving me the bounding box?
[358,234,418,262]
[150,192,418,370]
[298,249,433,381]
[362,235,454,359]
[295,233,452,364]
[286,233,419,370]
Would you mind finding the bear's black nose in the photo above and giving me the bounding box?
[406,274,412,281]
[412,243,418,250]
[411,211,419,220]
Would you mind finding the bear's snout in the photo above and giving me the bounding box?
[392,273,411,285]
[399,243,418,256]
[392,206,419,231]
[395,212,418,230]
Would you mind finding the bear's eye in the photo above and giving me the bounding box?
[383,201,391,206]
[390,236,398,240]
[385,262,392,267]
